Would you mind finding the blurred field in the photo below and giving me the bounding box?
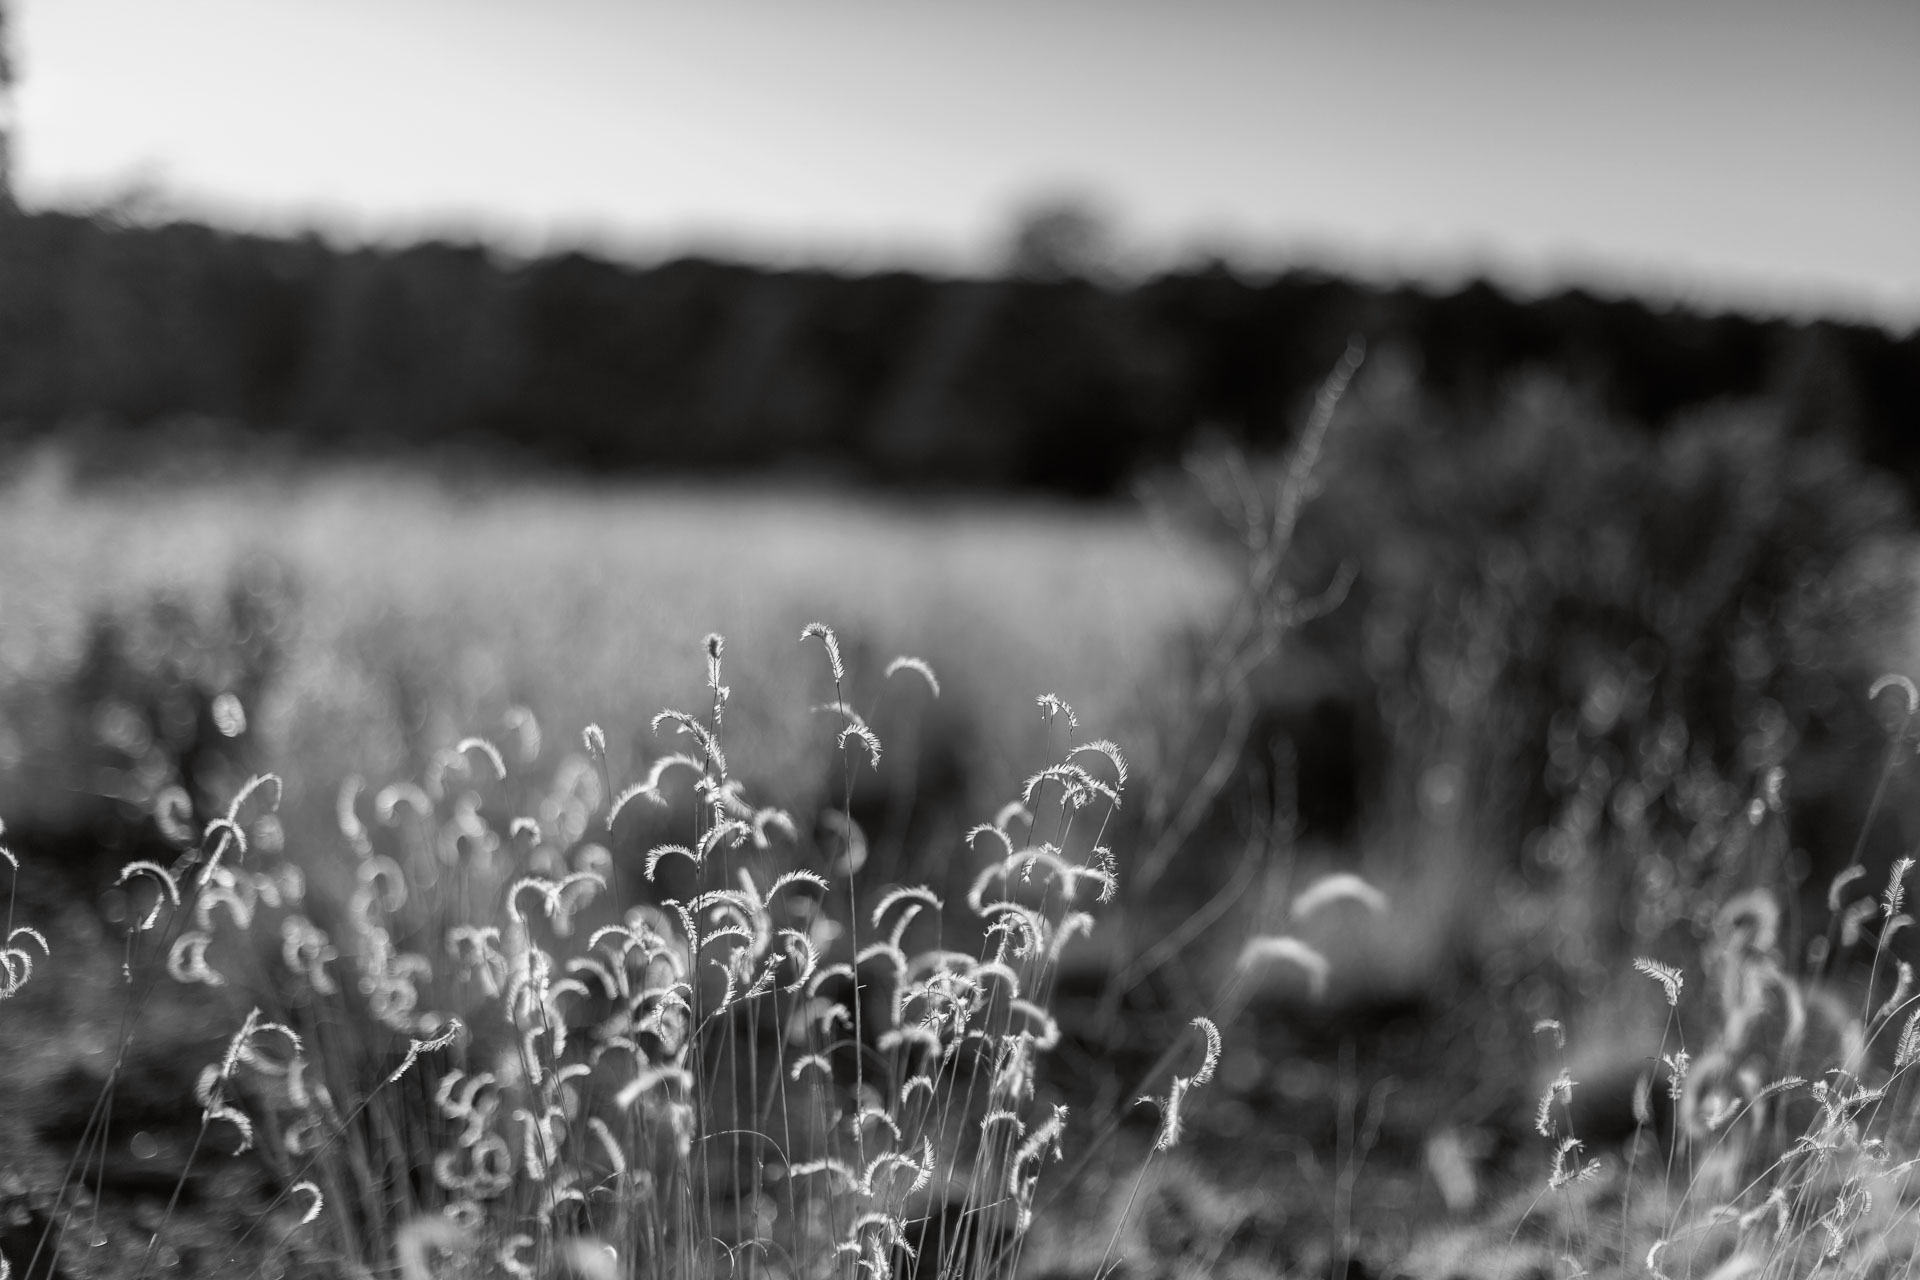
[8,382,1920,1279]
[0,450,1232,850]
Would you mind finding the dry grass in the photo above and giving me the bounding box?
[0,457,1254,1280]
[2,623,1224,1279]
[5,374,1919,1280]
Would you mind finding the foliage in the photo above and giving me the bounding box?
[1161,369,1920,1279]
[1170,375,1914,992]
[2,623,1255,1279]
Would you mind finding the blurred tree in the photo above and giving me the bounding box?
[1003,194,1120,283]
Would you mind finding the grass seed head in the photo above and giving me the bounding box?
[1870,672,1920,717]
[1237,935,1330,1000]
[454,736,508,782]
[1290,872,1388,922]
[1036,692,1079,731]
[884,654,940,697]
[1830,865,1868,913]
[800,621,846,683]
[1887,857,1916,919]
[1633,957,1685,1006]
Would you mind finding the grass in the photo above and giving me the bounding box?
[0,456,1231,853]
[4,371,1920,1280]
[0,616,1266,1280]
[0,454,1254,1279]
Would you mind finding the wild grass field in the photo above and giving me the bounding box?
[0,445,1249,1278]
[6,365,1920,1280]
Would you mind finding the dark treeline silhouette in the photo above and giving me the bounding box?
[0,209,1915,495]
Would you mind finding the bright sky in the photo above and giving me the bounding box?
[12,0,1920,325]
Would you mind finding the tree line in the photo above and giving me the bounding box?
[0,209,1915,496]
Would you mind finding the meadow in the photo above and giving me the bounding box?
[0,449,1229,834]
[4,365,1920,1280]
[0,445,1252,1278]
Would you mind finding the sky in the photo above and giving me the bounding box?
[10,0,1919,326]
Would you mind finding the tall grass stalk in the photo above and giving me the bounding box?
[8,626,1210,1280]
